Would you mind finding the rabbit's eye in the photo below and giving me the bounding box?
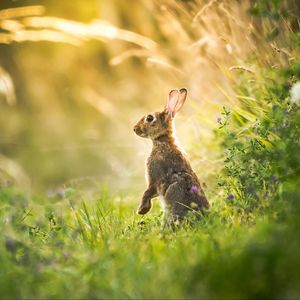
[145,114,155,122]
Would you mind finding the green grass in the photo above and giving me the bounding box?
[0,182,300,299]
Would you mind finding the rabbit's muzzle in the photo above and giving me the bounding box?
[133,125,147,137]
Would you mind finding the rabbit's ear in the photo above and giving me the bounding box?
[165,88,187,118]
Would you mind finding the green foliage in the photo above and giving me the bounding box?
[248,0,282,21]
[216,63,299,222]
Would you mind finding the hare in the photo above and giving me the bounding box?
[133,88,209,221]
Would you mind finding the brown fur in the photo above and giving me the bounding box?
[133,89,209,221]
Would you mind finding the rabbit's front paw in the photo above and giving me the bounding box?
[137,202,151,214]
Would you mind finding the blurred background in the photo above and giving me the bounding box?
[0,0,298,195]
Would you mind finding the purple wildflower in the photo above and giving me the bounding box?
[56,188,65,198]
[190,185,199,193]
[47,187,65,198]
[216,117,222,123]
[228,193,235,200]
[271,175,278,183]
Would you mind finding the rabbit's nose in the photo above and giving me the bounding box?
[133,126,141,136]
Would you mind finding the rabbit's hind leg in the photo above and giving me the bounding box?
[164,181,190,221]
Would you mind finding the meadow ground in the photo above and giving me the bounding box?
[0,179,300,299]
[0,0,300,298]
